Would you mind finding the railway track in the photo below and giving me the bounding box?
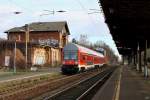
[42,67,116,100]
[0,66,111,100]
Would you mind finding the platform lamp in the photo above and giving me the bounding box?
[11,34,17,74]
[12,11,22,73]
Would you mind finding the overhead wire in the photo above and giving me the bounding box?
[75,0,104,37]
[75,0,118,54]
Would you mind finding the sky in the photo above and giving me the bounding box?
[0,0,120,57]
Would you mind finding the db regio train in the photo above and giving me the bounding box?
[61,43,107,74]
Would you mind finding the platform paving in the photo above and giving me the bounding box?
[92,66,120,100]
[120,66,150,100]
[92,65,150,100]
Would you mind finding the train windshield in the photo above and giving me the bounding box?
[64,52,77,60]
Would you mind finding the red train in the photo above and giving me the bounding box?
[61,43,107,74]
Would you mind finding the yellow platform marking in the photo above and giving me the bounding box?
[113,67,122,100]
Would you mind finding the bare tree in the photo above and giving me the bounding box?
[78,34,90,47]
[72,38,78,44]
[72,37,119,64]
[93,40,119,64]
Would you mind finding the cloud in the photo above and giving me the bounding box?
[0,0,119,56]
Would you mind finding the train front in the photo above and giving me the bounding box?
[61,43,79,74]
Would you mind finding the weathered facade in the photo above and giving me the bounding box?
[31,46,62,67]
[1,21,70,69]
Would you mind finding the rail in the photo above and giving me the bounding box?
[44,67,116,100]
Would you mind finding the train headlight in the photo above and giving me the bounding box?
[75,61,78,65]
[63,61,65,64]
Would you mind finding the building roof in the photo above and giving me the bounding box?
[100,0,150,55]
[5,21,70,35]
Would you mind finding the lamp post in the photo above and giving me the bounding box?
[13,11,29,70]
[20,24,30,70]
[13,40,16,73]
[25,24,30,70]
[10,11,22,73]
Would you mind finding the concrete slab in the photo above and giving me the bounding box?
[92,67,121,100]
[92,66,150,100]
[120,66,150,100]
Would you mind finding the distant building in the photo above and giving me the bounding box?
[0,21,70,69]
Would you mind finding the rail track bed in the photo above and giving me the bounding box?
[0,65,115,100]
[41,67,116,100]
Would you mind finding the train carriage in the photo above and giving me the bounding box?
[61,43,106,74]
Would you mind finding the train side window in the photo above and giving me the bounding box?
[82,56,86,60]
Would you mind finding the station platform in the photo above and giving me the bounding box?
[92,65,150,100]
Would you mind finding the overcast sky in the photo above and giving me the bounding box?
[0,0,120,56]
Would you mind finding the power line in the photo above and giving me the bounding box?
[75,0,103,35]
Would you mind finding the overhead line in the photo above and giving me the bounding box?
[75,0,103,36]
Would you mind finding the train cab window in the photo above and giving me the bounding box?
[64,52,77,60]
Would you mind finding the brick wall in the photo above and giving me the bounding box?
[8,31,68,48]
[0,43,62,69]
[0,47,26,69]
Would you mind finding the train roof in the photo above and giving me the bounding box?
[63,43,104,57]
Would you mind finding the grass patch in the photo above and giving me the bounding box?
[0,72,62,94]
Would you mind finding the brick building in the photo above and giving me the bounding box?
[1,21,70,69]
[6,21,70,47]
